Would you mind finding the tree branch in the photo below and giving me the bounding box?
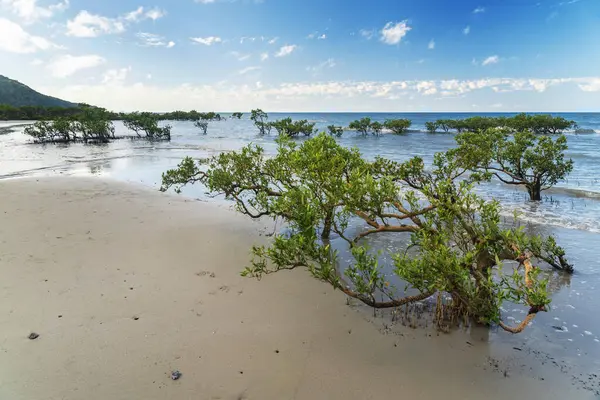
[338,287,435,308]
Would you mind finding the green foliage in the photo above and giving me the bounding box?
[123,112,171,140]
[327,125,344,137]
[384,119,412,134]
[428,114,577,135]
[74,106,115,143]
[24,118,76,142]
[250,109,271,135]
[370,121,383,135]
[162,133,573,332]
[505,113,576,135]
[23,106,115,143]
[231,112,244,119]
[270,117,316,137]
[425,121,439,133]
[348,117,373,136]
[454,128,574,200]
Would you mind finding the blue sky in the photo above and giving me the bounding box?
[1,0,599,111]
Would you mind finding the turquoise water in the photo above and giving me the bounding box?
[1,113,600,391]
[3,113,598,232]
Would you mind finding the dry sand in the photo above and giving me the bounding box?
[0,177,590,399]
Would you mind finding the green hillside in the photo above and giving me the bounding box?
[0,75,76,108]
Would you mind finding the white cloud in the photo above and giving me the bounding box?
[359,29,374,40]
[146,73,152,80]
[238,66,260,75]
[380,21,411,45]
[463,25,471,35]
[123,6,165,22]
[307,31,327,40]
[275,44,297,57]
[123,6,144,22]
[0,17,60,53]
[1,0,69,23]
[67,7,164,38]
[577,78,600,92]
[39,76,600,112]
[195,0,215,3]
[260,52,269,61]
[102,66,131,85]
[190,36,222,45]
[473,6,485,13]
[136,32,175,48]
[428,39,435,50]
[47,54,105,78]
[30,58,43,65]
[66,11,125,37]
[145,7,165,21]
[482,55,500,66]
[268,37,278,45]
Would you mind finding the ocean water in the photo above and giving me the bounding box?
[1,113,600,390]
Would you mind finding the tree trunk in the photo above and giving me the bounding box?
[527,181,542,201]
[321,209,333,240]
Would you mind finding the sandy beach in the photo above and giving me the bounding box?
[0,177,592,400]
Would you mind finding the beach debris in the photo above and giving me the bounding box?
[170,370,182,380]
[133,316,139,321]
[513,347,522,351]
[274,349,280,354]
[28,332,39,340]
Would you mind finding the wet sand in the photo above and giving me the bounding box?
[0,177,593,399]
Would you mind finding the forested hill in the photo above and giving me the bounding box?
[0,75,76,108]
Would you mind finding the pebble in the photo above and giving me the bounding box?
[171,370,182,380]
[28,332,39,340]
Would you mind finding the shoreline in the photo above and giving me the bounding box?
[0,176,593,399]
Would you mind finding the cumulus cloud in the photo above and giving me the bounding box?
[482,55,500,66]
[428,39,435,50]
[0,18,60,53]
[275,44,297,57]
[380,21,411,45]
[190,36,222,45]
[463,25,471,35]
[47,54,105,78]
[0,0,69,23]
[67,7,165,38]
[66,11,125,37]
[473,6,485,13]
[102,66,131,85]
[260,52,269,61]
[39,76,600,112]
[578,78,600,92]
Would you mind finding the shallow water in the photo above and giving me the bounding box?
[1,113,599,393]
